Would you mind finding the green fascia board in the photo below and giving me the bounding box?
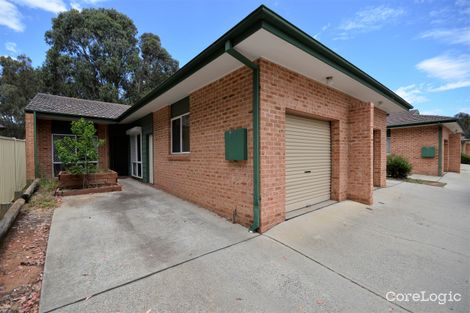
[118,5,411,122]
[25,109,119,123]
[387,119,459,129]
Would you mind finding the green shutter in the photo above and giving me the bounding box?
[171,97,190,117]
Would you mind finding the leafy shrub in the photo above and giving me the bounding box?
[462,153,470,165]
[55,118,104,187]
[387,155,412,178]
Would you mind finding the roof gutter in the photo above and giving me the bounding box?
[25,110,120,124]
[117,5,412,123]
[387,118,459,129]
[225,40,260,232]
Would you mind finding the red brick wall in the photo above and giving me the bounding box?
[153,67,254,228]
[258,59,378,231]
[37,119,52,178]
[441,126,450,173]
[373,109,387,187]
[31,119,110,179]
[465,143,470,155]
[449,133,461,173]
[391,126,439,175]
[25,113,35,180]
[348,102,373,204]
[152,59,385,232]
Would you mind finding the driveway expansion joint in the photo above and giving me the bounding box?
[42,234,260,313]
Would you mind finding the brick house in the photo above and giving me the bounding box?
[462,137,470,155]
[25,6,413,232]
[387,110,463,176]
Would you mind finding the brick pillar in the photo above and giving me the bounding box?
[373,107,387,187]
[25,113,36,180]
[97,124,109,169]
[448,133,461,173]
[37,119,52,178]
[347,102,373,204]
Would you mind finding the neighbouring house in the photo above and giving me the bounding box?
[387,110,463,176]
[25,5,412,232]
[462,136,470,155]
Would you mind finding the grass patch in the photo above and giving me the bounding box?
[27,179,60,210]
[404,178,446,187]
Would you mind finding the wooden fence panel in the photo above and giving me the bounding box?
[0,136,27,205]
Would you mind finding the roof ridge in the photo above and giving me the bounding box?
[36,93,131,107]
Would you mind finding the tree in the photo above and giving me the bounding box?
[43,8,178,103]
[455,112,470,137]
[0,55,43,138]
[55,118,104,188]
[128,33,179,102]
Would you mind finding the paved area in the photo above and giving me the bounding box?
[41,166,470,313]
[409,173,443,181]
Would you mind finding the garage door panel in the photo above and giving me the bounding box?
[286,114,331,212]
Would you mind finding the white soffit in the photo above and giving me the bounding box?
[126,126,142,135]
[235,29,405,114]
[446,122,463,133]
[391,122,462,133]
[121,54,243,123]
[122,28,407,123]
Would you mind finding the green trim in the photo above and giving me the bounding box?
[26,110,118,123]
[438,126,443,176]
[33,111,39,178]
[225,41,258,70]
[225,42,260,232]
[387,118,459,129]
[118,5,411,122]
[259,20,411,111]
[171,97,190,117]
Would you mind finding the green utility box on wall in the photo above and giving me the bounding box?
[421,146,435,158]
[225,128,247,161]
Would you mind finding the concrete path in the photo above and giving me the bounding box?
[40,179,255,312]
[41,166,470,313]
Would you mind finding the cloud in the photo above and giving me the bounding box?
[417,54,470,81]
[338,5,405,33]
[5,42,17,53]
[11,0,66,13]
[70,0,81,10]
[420,27,470,45]
[314,23,330,39]
[428,80,470,92]
[0,0,24,32]
[395,84,428,104]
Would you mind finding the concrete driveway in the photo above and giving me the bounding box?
[41,166,470,313]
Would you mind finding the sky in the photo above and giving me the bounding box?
[0,0,469,116]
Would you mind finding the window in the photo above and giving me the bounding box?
[52,134,98,177]
[171,113,190,154]
[130,133,142,178]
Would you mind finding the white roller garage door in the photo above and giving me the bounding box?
[285,114,331,212]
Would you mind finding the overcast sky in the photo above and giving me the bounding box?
[1,0,469,116]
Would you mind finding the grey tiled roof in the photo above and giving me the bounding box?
[25,93,130,120]
[387,110,457,127]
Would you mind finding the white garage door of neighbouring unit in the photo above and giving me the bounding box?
[285,114,331,212]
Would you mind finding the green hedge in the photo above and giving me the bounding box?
[387,155,412,179]
[462,153,470,164]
